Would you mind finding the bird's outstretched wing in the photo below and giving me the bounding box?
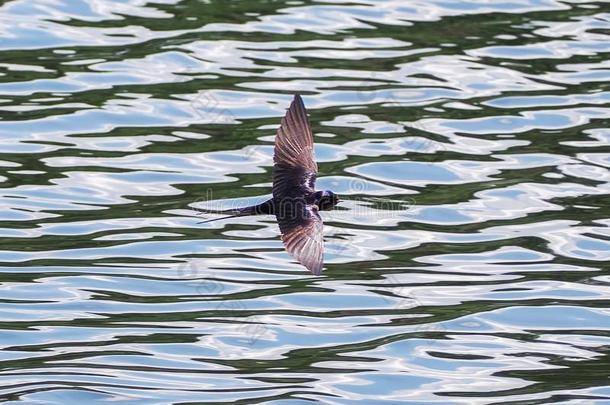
[273,95,317,199]
[273,94,317,174]
[272,95,323,274]
[277,203,324,275]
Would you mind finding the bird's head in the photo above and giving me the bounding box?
[317,190,340,211]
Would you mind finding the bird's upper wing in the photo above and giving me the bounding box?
[272,95,317,200]
[273,94,317,175]
[272,95,323,275]
[277,203,324,275]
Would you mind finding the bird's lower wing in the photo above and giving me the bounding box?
[276,203,324,275]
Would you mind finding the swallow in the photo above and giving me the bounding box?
[199,95,340,275]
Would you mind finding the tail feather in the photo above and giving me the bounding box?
[197,214,241,224]
[196,201,271,225]
[197,206,254,224]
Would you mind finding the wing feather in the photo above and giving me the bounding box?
[272,95,324,275]
[278,204,324,275]
[273,94,317,173]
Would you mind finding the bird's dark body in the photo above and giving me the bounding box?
[198,95,339,275]
[231,189,338,218]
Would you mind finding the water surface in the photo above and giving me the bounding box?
[1,0,610,404]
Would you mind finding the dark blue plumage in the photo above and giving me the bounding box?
[199,95,340,275]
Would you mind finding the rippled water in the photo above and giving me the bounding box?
[1,0,610,403]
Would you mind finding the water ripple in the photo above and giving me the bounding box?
[0,0,609,403]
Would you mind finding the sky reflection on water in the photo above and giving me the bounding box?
[0,0,609,404]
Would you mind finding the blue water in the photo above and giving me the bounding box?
[1,0,610,404]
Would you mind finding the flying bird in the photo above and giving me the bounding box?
[199,95,340,275]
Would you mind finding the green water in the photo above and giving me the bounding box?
[0,0,609,404]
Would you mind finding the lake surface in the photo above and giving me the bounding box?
[1,0,610,404]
